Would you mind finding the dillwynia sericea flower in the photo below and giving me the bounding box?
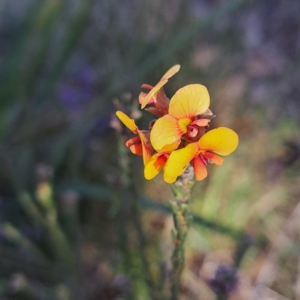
[116,65,238,184]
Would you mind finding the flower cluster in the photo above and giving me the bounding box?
[116,65,238,184]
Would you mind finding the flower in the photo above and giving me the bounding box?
[139,65,180,116]
[115,111,151,165]
[163,127,238,183]
[114,64,239,185]
[150,84,211,152]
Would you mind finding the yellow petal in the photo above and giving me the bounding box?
[178,118,191,133]
[160,64,181,80]
[163,143,199,183]
[163,173,178,184]
[116,111,138,133]
[144,153,168,180]
[169,84,210,119]
[198,127,239,156]
[141,65,180,109]
[141,79,168,109]
[150,115,182,152]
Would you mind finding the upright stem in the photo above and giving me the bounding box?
[170,166,195,300]
[117,132,156,299]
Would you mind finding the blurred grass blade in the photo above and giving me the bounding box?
[23,0,64,97]
[55,180,246,241]
[19,192,46,226]
[0,0,64,142]
[56,181,114,200]
[0,0,43,105]
[140,196,245,240]
[41,0,96,101]
[1,223,46,260]
[19,191,76,273]
[0,0,63,105]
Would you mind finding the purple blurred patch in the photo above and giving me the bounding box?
[208,265,239,296]
[77,67,96,86]
[59,68,96,111]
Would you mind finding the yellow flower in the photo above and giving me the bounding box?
[116,111,151,165]
[139,65,180,116]
[150,84,211,152]
[163,127,239,183]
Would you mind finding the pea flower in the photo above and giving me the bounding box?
[150,84,211,152]
[115,64,239,185]
[115,111,151,165]
[139,65,180,116]
[163,127,239,183]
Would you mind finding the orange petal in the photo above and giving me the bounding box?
[141,79,168,109]
[116,111,138,133]
[192,156,208,181]
[138,131,152,165]
[144,153,168,180]
[198,127,239,156]
[163,143,199,183]
[150,115,182,152]
[160,64,181,80]
[169,84,210,119]
[126,136,142,156]
[203,152,223,166]
[191,119,210,127]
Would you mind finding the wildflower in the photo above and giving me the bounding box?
[163,127,238,183]
[150,84,211,152]
[115,111,151,165]
[115,65,238,184]
[139,65,180,116]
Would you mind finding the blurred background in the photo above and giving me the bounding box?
[0,0,300,299]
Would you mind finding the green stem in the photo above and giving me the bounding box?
[170,166,195,300]
[117,132,156,299]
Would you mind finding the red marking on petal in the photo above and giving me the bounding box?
[154,153,169,170]
[203,152,224,166]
